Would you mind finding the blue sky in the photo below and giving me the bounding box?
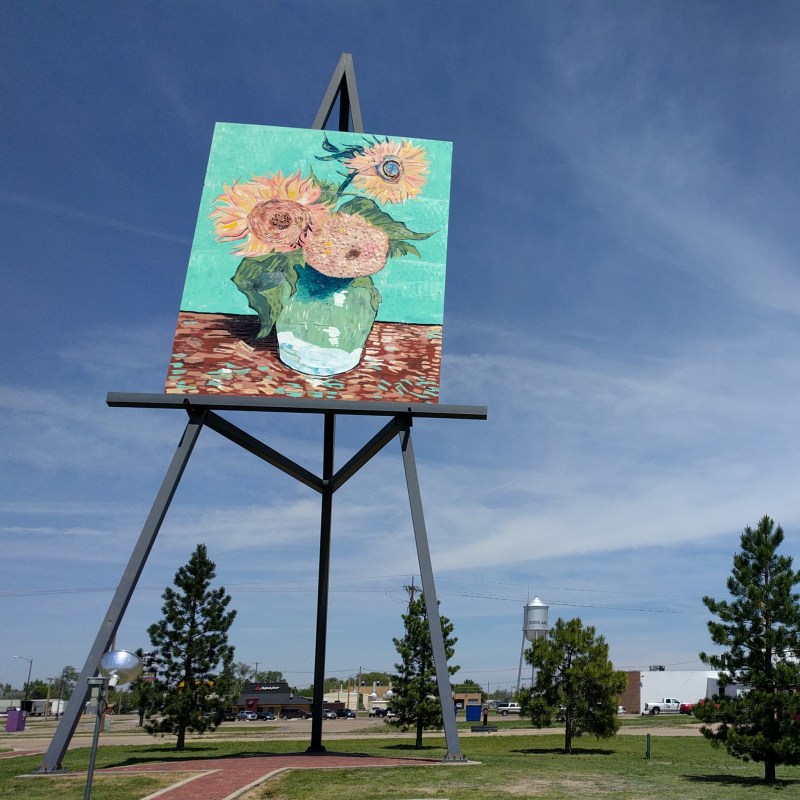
[2,1,800,695]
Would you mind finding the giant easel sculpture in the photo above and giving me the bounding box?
[38,54,486,771]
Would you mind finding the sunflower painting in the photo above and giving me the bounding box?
[166,123,452,402]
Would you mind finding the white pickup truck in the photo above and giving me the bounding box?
[496,702,523,716]
[642,697,681,715]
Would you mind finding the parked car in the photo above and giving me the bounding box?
[617,705,626,715]
[321,708,338,720]
[496,702,523,716]
[336,708,356,719]
[236,711,257,721]
[679,702,696,715]
[223,710,237,721]
[369,706,388,717]
[257,711,276,720]
[280,708,312,719]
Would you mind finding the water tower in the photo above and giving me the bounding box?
[516,597,549,694]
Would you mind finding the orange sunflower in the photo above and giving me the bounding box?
[304,212,389,278]
[211,170,331,256]
[345,139,429,204]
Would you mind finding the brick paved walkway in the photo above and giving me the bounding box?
[103,751,445,800]
[0,749,41,759]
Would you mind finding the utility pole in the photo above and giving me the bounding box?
[253,662,260,680]
[403,577,420,609]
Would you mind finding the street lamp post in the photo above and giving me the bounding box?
[44,677,57,722]
[84,650,143,800]
[14,656,33,706]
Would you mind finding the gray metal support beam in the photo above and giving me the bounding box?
[204,410,323,492]
[308,413,336,753]
[38,411,206,772]
[329,416,401,492]
[398,417,465,762]
[312,52,363,133]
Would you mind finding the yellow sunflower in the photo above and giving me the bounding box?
[345,139,429,205]
[211,170,331,256]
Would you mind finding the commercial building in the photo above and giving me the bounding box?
[619,669,722,713]
[233,682,312,716]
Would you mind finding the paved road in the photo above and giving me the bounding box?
[1,713,704,753]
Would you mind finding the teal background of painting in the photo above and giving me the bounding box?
[179,122,452,324]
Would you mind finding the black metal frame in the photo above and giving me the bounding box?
[38,54,483,771]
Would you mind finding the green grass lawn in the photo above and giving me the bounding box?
[250,735,800,800]
[1,732,798,800]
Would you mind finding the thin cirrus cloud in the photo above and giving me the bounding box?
[428,328,800,569]
[0,189,192,246]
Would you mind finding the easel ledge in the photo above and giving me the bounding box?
[107,392,488,420]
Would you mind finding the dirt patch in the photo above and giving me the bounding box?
[488,775,650,797]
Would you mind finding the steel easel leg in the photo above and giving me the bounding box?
[398,418,464,762]
[308,412,335,753]
[37,411,206,772]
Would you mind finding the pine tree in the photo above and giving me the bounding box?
[145,544,237,750]
[523,617,626,754]
[390,590,459,749]
[697,515,800,783]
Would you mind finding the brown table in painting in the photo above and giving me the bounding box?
[166,312,442,402]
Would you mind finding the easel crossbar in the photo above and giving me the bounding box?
[107,392,488,420]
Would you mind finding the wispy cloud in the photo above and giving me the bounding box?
[0,189,192,245]
[524,24,800,317]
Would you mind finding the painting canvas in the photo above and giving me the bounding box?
[165,123,452,402]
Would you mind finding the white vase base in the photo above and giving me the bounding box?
[277,331,363,376]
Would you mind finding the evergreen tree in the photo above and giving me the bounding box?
[389,591,459,749]
[697,515,800,783]
[523,617,626,754]
[145,544,237,750]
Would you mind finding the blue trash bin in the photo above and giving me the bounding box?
[465,705,482,722]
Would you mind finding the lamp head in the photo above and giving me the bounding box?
[99,650,143,687]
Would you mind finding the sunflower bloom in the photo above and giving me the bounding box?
[345,139,429,204]
[304,213,389,278]
[211,170,331,256]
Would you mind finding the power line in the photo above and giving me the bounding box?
[0,579,705,615]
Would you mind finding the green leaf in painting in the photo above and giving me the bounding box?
[231,252,303,338]
[338,196,435,242]
[351,276,382,313]
[308,166,340,208]
[388,240,422,260]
